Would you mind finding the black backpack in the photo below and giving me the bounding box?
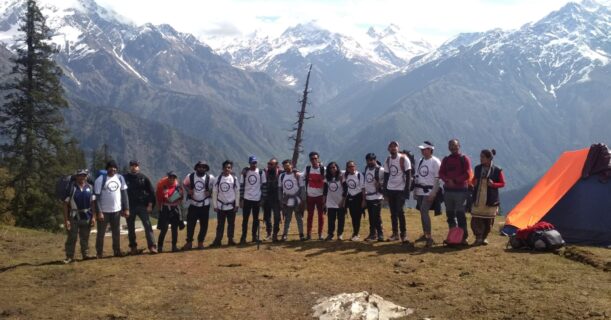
[55,174,93,201]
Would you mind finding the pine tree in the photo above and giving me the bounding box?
[0,0,72,229]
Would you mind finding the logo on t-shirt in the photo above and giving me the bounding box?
[283,179,294,190]
[329,182,339,192]
[194,181,205,191]
[220,182,231,192]
[418,165,429,177]
[247,174,258,185]
[366,173,374,183]
[390,165,399,176]
[107,181,119,192]
[347,179,357,189]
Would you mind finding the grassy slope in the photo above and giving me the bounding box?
[0,210,609,320]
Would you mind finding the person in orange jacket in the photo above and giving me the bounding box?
[156,171,184,252]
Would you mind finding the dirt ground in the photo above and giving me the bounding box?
[1,209,609,320]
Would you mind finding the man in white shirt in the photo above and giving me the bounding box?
[279,159,305,241]
[239,155,267,244]
[363,153,385,242]
[413,141,442,247]
[383,141,412,244]
[181,161,214,250]
[303,151,325,240]
[210,160,240,247]
[93,160,129,258]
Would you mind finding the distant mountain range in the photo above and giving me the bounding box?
[1,0,610,202]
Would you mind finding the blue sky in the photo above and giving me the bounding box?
[94,0,574,45]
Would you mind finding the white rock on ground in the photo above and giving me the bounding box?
[312,291,414,320]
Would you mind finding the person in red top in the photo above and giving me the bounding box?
[438,139,472,244]
[155,171,184,252]
[470,149,505,245]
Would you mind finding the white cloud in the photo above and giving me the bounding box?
[95,0,573,45]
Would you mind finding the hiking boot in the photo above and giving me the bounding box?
[82,255,95,260]
[403,240,415,249]
[272,236,279,243]
[305,234,311,241]
[181,242,192,251]
[318,234,324,241]
[338,234,344,241]
[425,238,435,248]
[482,239,489,245]
[415,235,428,242]
[387,234,400,241]
[63,257,74,264]
[281,234,288,241]
[228,239,237,246]
[171,246,180,252]
[130,247,139,255]
[113,251,125,258]
[157,247,163,253]
[400,235,409,243]
[197,242,205,250]
[209,241,221,248]
[377,236,386,242]
[351,235,360,241]
[265,234,272,241]
[239,238,247,245]
[364,234,376,241]
[325,234,334,241]
[149,246,158,254]
[472,239,484,246]
[96,253,103,259]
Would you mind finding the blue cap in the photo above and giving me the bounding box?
[248,155,257,164]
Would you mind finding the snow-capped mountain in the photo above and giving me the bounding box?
[213,22,432,103]
[0,0,302,177]
[318,0,611,190]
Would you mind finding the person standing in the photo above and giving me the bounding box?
[263,158,282,242]
[63,169,95,263]
[210,160,240,247]
[413,142,441,248]
[323,162,345,241]
[344,160,365,241]
[383,141,412,244]
[124,160,157,254]
[303,151,325,240]
[279,159,305,241]
[181,161,214,250]
[439,139,472,245]
[470,149,505,245]
[363,153,385,242]
[156,171,184,252]
[239,155,267,244]
[94,160,129,258]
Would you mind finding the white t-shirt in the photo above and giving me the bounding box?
[344,171,364,197]
[183,173,214,206]
[325,178,344,209]
[414,156,441,196]
[363,166,385,200]
[279,172,301,207]
[214,174,239,210]
[94,174,127,213]
[384,154,411,191]
[302,165,324,197]
[241,168,267,201]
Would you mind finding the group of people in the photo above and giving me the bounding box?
[62,139,505,263]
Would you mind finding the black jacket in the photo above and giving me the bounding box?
[124,172,156,207]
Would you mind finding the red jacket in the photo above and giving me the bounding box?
[439,153,472,191]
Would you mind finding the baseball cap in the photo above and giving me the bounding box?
[248,155,258,164]
[388,140,399,148]
[418,141,435,150]
[194,161,209,171]
[167,171,178,178]
[75,169,88,176]
[129,160,139,166]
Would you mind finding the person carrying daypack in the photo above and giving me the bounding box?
[363,153,385,242]
[439,139,472,246]
[156,171,184,252]
[343,160,366,241]
[124,160,157,255]
[383,140,412,244]
[278,159,305,241]
[413,141,441,248]
[93,160,129,258]
[181,161,214,250]
[63,169,95,263]
[210,160,240,247]
[239,155,267,244]
[470,149,505,246]
[303,151,326,240]
[323,162,346,241]
[263,158,282,242]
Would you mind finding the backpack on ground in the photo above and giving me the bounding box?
[507,221,565,251]
[444,227,465,246]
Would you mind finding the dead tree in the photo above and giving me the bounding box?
[290,64,313,167]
